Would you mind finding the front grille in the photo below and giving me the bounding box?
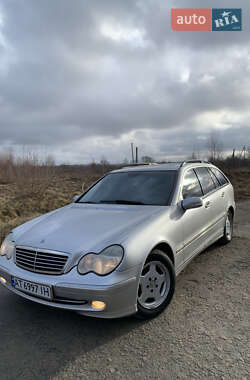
[15,247,68,275]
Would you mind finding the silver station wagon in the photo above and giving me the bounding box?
[0,161,235,319]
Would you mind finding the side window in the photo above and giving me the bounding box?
[194,167,216,195]
[208,168,220,188]
[182,169,203,199]
[210,168,229,186]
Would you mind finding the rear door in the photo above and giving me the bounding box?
[194,167,225,244]
[209,167,230,212]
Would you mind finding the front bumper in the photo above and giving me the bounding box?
[0,258,140,318]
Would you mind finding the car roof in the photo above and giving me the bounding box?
[111,161,213,173]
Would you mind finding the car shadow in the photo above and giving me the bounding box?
[199,239,222,255]
[0,287,147,379]
[0,239,232,380]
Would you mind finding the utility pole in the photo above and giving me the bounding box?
[131,143,134,164]
[240,146,246,160]
[135,147,138,163]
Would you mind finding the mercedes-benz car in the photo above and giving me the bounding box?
[0,161,235,319]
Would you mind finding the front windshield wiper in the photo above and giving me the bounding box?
[99,200,146,205]
[79,201,99,204]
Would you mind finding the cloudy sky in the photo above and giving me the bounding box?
[0,0,249,163]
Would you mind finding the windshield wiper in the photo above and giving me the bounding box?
[79,201,99,204]
[99,200,145,205]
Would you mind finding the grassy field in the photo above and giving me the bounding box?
[0,162,250,244]
[0,163,105,243]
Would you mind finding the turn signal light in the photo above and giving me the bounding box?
[91,301,106,310]
[0,277,7,284]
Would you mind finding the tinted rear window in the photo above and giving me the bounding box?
[210,168,229,186]
[208,168,220,188]
[194,167,216,195]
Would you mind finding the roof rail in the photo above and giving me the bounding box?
[180,160,210,167]
[120,160,211,170]
[121,162,159,169]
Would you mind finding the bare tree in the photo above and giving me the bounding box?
[188,151,200,160]
[123,158,129,165]
[247,147,250,160]
[206,132,223,161]
[100,156,109,166]
[141,155,154,163]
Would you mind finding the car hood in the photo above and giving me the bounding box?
[13,203,166,254]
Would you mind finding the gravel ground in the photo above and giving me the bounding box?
[0,201,249,380]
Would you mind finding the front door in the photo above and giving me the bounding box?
[180,168,214,264]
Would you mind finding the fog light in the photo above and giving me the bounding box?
[91,300,106,310]
[0,277,7,285]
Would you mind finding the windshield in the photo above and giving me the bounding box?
[77,170,177,206]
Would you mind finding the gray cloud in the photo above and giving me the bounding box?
[0,0,249,162]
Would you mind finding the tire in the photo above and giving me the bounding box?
[220,210,233,245]
[135,250,176,320]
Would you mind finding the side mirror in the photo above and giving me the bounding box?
[73,195,80,203]
[182,197,203,211]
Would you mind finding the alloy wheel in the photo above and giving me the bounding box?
[138,260,170,309]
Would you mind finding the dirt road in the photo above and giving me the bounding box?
[0,201,249,379]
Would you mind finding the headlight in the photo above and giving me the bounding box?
[0,233,15,260]
[78,245,124,275]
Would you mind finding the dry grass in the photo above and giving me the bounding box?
[222,167,250,201]
[0,155,115,243]
[0,156,249,245]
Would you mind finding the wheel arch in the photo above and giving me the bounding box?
[136,241,176,319]
[228,206,234,218]
[150,242,175,266]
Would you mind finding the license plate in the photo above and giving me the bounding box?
[11,276,52,300]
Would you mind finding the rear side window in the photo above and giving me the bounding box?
[194,167,216,195]
[208,168,220,188]
[182,169,203,199]
[210,168,229,186]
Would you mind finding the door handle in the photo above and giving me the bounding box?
[205,201,211,208]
